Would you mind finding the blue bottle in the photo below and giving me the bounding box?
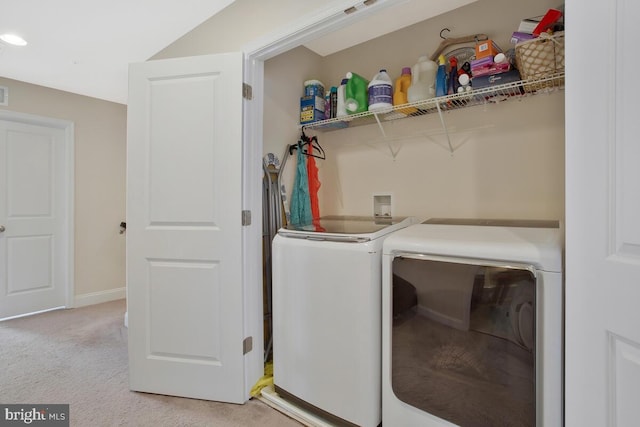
[435,54,448,97]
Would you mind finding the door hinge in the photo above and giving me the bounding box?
[243,336,253,355]
[242,210,251,226]
[243,83,252,100]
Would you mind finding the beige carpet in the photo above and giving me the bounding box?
[0,299,301,427]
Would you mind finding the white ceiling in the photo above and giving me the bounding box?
[0,0,236,104]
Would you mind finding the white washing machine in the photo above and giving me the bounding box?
[272,215,415,427]
[382,219,563,427]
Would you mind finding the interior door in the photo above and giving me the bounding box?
[565,1,640,425]
[0,118,70,319]
[127,52,249,402]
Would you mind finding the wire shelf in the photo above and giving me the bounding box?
[302,72,565,132]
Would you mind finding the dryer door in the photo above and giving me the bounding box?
[390,255,537,427]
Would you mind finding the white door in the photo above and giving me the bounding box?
[565,1,640,426]
[127,52,254,403]
[0,117,71,319]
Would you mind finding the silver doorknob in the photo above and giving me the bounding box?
[0,225,4,232]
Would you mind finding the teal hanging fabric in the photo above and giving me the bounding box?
[289,145,312,226]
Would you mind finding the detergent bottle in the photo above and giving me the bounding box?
[435,54,448,97]
[344,72,369,114]
[329,86,338,119]
[393,67,411,106]
[368,69,393,112]
[336,78,349,118]
[393,67,417,115]
[407,56,437,103]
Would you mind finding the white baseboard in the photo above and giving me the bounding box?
[74,287,126,308]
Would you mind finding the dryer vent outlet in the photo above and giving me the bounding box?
[374,194,392,218]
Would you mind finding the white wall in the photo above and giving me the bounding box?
[0,77,127,306]
[316,94,564,219]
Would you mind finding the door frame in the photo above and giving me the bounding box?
[240,0,416,393]
[0,110,75,312]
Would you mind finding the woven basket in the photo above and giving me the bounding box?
[515,31,564,91]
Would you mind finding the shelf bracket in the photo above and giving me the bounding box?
[372,112,400,158]
[372,112,387,138]
[435,102,454,154]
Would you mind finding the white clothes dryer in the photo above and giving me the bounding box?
[381,219,563,427]
[272,215,415,427]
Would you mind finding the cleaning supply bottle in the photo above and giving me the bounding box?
[393,67,412,106]
[324,89,331,119]
[336,78,349,118]
[368,69,393,112]
[407,55,437,103]
[330,86,338,118]
[344,72,369,114]
[448,57,459,95]
[435,54,448,97]
[394,67,417,115]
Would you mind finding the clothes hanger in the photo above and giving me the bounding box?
[308,135,325,160]
[288,130,325,160]
[429,28,489,62]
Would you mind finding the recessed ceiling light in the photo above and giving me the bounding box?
[0,34,28,46]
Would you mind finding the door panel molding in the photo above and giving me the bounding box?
[611,0,640,263]
[608,331,640,426]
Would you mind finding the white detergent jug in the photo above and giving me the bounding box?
[407,55,437,103]
[368,69,393,112]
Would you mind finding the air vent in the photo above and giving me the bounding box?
[0,86,7,106]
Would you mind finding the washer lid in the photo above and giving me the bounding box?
[383,220,563,272]
[280,215,413,241]
[423,218,560,228]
